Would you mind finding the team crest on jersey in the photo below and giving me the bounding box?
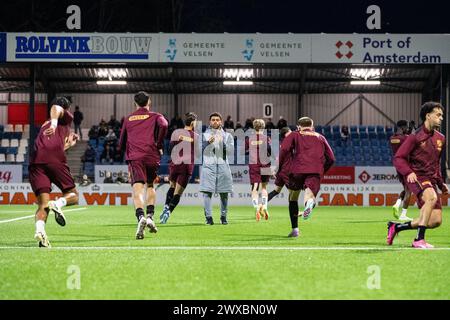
[129,115,150,121]
[390,138,400,144]
[420,141,427,148]
[436,139,443,151]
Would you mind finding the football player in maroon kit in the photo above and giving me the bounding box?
[119,92,168,239]
[389,102,448,249]
[160,112,199,224]
[279,117,335,238]
[30,97,80,248]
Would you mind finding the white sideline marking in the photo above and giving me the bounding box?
[0,207,87,224]
[0,246,449,251]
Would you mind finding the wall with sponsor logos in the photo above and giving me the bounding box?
[0,165,23,183]
[4,33,450,64]
[1,183,449,207]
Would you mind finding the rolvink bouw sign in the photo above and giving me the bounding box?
[5,33,450,64]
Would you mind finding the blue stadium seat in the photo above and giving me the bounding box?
[350,125,358,133]
[361,138,370,146]
[376,125,384,133]
[383,161,392,166]
[332,125,340,134]
[332,132,341,141]
[368,126,376,133]
[2,132,12,139]
[350,132,359,140]
[382,153,391,161]
[377,132,387,140]
[88,139,97,147]
[359,125,367,133]
[352,140,361,147]
[11,132,22,140]
[386,127,394,135]
[323,126,331,134]
[359,132,368,139]
[315,125,323,134]
[354,154,364,161]
[374,160,384,166]
[0,147,6,154]
[324,132,332,140]
[6,147,18,155]
[368,132,377,139]
[370,140,380,147]
[356,160,367,166]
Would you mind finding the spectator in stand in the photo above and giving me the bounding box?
[100,144,115,164]
[98,122,108,137]
[235,122,243,130]
[108,115,121,130]
[265,118,275,130]
[81,144,96,169]
[224,115,235,130]
[73,106,84,140]
[277,116,288,129]
[105,128,118,147]
[79,174,92,187]
[169,115,184,134]
[88,125,99,141]
[341,125,350,141]
[244,118,253,131]
[103,171,114,183]
[115,171,128,184]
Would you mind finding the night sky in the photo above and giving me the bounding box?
[0,0,449,33]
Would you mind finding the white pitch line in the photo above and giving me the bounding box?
[0,207,87,224]
[0,246,449,251]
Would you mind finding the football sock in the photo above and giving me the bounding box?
[35,220,45,234]
[268,190,279,202]
[261,196,268,209]
[168,194,181,213]
[289,201,299,229]
[165,187,175,206]
[394,198,402,208]
[252,198,259,209]
[401,208,408,216]
[395,221,412,232]
[55,197,67,208]
[146,205,155,219]
[415,225,426,241]
[135,208,145,222]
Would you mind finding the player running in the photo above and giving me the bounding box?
[388,102,448,249]
[268,126,292,202]
[119,91,168,239]
[390,120,413,221]
[29,97,80,248]
[160,112,200,224]
[245,119,272,221]
[279,117,335,237]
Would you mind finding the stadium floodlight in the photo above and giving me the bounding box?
[223,68,254,79]
[350,80,381,85]
[96,68,127,78]
[223,80,253,86]
[96,80,127,85]
[350,68,381,80]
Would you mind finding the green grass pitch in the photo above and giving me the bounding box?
[0,205,449,300]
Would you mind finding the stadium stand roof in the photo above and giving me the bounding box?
[0,63,440,94]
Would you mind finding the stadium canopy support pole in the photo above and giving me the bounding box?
[236,93,240,123]
[298,64,307,120]
[29,63,36,146]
